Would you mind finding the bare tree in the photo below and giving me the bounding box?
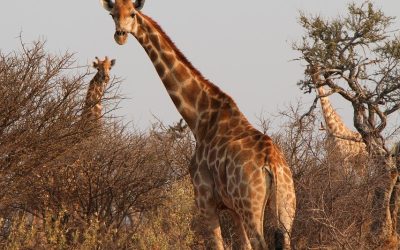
[294,2,400,248]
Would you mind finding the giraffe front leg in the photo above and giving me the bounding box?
[190,160,224,250]
[193,182,224,249]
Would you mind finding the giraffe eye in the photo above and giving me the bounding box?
[130,13,135,18]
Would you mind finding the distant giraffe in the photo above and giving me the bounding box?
[100,1,296,249]
[73,56,115,213]
[30,56,116,232]
[81,56,115,129]
[316,86,366,158]
[310,69,366,162]
[63,56,115,225]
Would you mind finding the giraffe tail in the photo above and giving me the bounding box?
[262,164,284,249]
[264,163,287,250]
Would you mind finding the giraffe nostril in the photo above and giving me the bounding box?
[116,31,126,36]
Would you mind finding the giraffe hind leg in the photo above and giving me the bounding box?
[234,168,273,250]
[276,176,296,249]
[240,211,268,250]
[227,210,252,249]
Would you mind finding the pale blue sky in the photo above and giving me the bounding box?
[1,1,399,131]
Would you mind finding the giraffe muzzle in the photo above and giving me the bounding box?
[114,30,128,45]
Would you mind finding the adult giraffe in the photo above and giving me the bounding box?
[311,70,367,176]
[317,86,366,158]
[99,1,295,249]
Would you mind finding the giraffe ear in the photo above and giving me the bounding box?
[110,59,116,67]
[100,0,114,11]
[133,0,145,10]
[93,61,99,68]
[93,57,100,68]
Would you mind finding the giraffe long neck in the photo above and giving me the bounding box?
[82,72,109,124]
[132,14,248,140]
[317,86,354,136]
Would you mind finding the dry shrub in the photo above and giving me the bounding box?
[0,41,196,249]
[274,104,392,249]
[132,177,196,249]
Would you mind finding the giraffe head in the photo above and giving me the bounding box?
[92,56,116,78]
[100,0,146,45]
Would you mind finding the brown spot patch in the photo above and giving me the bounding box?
[197,91,210,111]
[239,183,248,197]
[196,144,205,162]
[191,172,200,185]
[136,28,144,38]
[251,172,263,186]
[169,93,181,107]
[256,185,265,193]
[242,199,251,209]
[185,81,201,97]
[162,74,178,91]
[283,166,292,177]
[284,174,292,184]
[149,33,161,50]
[160,52,175,67]
[181,91,197,110]
[154,63,166,78]
[149,49,158,62]
[208,149,217,164]
[217,148,226,159]
[229,118,240,128]
[198,185,209,197]
[226,164,235,176]
[174,64,191,82]
[209,111,218,127]
[219,109,231,122]
[210,98,221,109]
[233,187,239,198]
[237,150,253,165]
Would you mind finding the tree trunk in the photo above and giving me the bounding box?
[367,154,399,249]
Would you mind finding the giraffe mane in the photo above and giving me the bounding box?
[143,14,238,106]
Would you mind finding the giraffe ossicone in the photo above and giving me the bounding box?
[100,1,296,249]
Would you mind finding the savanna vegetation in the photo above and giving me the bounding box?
[0,1,399,249]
